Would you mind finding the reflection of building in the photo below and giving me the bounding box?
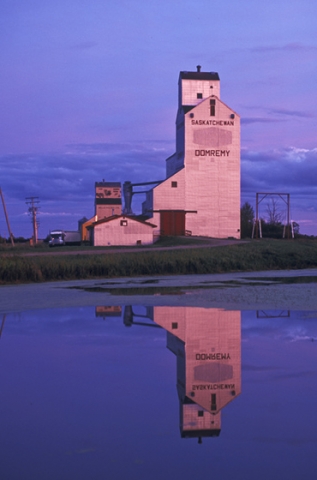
[97,305,241,440]
[95,306,122,319]
[123,305,155,327]
[153,307,241,439]
[0,314,6,339]
[256,310,290,318]
[96,305,241,439]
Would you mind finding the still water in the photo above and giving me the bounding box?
[1,305,317,480]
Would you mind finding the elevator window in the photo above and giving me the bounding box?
[210,99,216,116]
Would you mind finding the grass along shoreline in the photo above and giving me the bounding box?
[0,238,317,285]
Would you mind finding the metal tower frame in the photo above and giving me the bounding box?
[253,192,291,239]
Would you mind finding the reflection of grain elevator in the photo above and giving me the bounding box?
[153,307,241,439]
[140,66,240,238]
[112,305,241,440]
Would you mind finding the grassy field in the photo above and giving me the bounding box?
[0,237,317,284]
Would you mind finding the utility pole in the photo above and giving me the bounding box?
[0,187,14,246]
[26,197,40,244]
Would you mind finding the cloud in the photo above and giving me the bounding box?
[242,310,317,343]
[241,108,314,126]
[0,142,170,237]
[1,141,169,198]
[241,146,317,233]
[70,41,98,50]
[241,146,317,193]
[242,365,278,372]
[1,142,317,237]
[269,108,314,119]
[242,117,285,125]
[39,211,85,218]
[251,43,317,54]
[272,370,317,382]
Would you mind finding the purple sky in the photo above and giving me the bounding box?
[1,0,317,237]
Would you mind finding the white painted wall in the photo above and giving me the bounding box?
[150,169,186,234]
[183,97,240,238]
[94,217,155,246]
[179,79,220,106]
[148,97,240,238]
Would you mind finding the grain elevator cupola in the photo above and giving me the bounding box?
[178,65,220,110]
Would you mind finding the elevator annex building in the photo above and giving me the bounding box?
[141,66,240,239]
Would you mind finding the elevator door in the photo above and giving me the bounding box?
[160,211,186,236]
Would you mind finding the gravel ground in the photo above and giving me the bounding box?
[1,268,317,314]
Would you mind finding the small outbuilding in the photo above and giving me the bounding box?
[81,215,98,243]
[89,215,157,246]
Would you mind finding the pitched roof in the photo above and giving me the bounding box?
[179,71,220,81]
[89,215,157,228]
[95,182,121,187]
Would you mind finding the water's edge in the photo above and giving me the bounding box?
[2,268,317,313]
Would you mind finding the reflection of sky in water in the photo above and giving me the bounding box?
[242,310,317,342]
[0,307,317,480]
